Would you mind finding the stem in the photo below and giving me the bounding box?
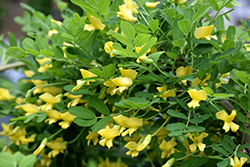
[152,116,171,136]
[144,150,155,167]
[68,128,85,144]
[209,101,220,111]
[0,62,26,72]
[186,110,192,127]
[48,128,64,140]
[143,64,163,82]
[139,12,149,26]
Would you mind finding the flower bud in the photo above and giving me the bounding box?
[33,138,48,155]
[71,80,87,92]
[162,158,175,167]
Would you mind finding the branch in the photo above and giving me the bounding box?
[0,62,26,72]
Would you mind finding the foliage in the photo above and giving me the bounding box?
[0,0,250,166]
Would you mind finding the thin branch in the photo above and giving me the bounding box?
[0,62,26,72]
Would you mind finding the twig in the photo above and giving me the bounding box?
[0,62,26,72]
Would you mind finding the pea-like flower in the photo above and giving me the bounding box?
[230,156,248,167]
[44,109,61,124]
[159,139,177,159]
[187,132,208,152]
[33,138,48,155]
[84,14,106,31]
[0,87,14,101]
[124,0,138,14]
[39,93,61,111]
[145,1,160,8]
[117,5,138,23]
[125,134,152,157]
[194,25,217,40]
[86,131,99,146]
[113,115,143,136]
[98,125,121,149]
[215,110,239,133]
[36,57,52,73]
[80,69,98,85]
[58,112,76,129]
[20,103,40,115]
[162,158,175,167]
[187,89,207,108]
[156,85,176,100]
[172,0,187,3]
[104,41,116,57]
[176,66,192,77]
[46,137,67,158]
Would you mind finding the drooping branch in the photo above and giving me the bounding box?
[0,62,26,72]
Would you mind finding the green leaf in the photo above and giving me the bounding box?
[89,96,110,115]
[212,145,229,157]
[233,69,249,84]
[69,106,96,119]
[91,116,112,132]
[40,49,54,57]
[98,0,110,14]
[22,38,39,55]
[74,117,97,127]
[13,152,24,165]
[35,35,49,50]
[175,98,190,111]
[113,33,133,47]
[36,112,47,123]
[219,139,234,154]
[166,52,177,60]
[184,8,194,23]
[217,160,228,167]
[8,32,17,46]
[115,97,150,109]
[134,23,150,33]
[226,26,236,40]
[202,87,214,95]
[121,21,135,40]
[133,34,151,47]
[193,44,213,55]
[103,62,116,78]
[19,154,36,167]
[148,51,164,63]
[167,109,188,119]
[181,157,208,167]
[149,19,159,32]
[212,93,234,97]
[0,152,15,167]
[64,85,93,95]
[24,113,36,123]
[71,0,101,19]
[138,37,157,56]
[7,47,26,58]
[178,19,191,34]
[185,126,205,132]
[208,0,219,11]
[166,123,186,131]
[192,4,211,22]
[222,39,235,50]
[190,117,204,124]
[172,39,185,47]
[173,20,183,41]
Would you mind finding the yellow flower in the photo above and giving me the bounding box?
[216,73,230,88]
[176,66,192,77]
[104,41,116,57]
[125,134,152,157]
[44,109,61,124]
[192,74,210,87]
[119,68,138,79]
[159,140,177,159]
[42,86,62,96]
[46,137,67,158]
[98,157,128,167]
[0,123,13,136]
[86,131,99,146]
[230,156,248,167]
[33,138,48,155]
[80,69,98,85]
[113,115,143,136]
[145,1,160,8]
[20,103,40,115]
[84,14,106,31]
[187,89,207,108]
[39,93,61,111]
[194,25,216,40]
[19,134,36,144]
[51,19,62,26]
[162,158,175,167]
[154,127,169,143]
[58,112,76,129]
[117,5,138,23]
[215,110,239,133]
[36,57,52,73]
[156,85,176,100]
[31,80,48,95]
[48,29,58,37]
[65,93,87,108]
[187,132,208,152]
[244,43,250,52]
[40,153,52,167]
[98,125,121,149]
[124,0,138,14]
[0,87,14,101]
[24,70,35,78]
[8,127,27,146]
[172,0,187,3]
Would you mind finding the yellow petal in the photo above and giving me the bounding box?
[230,122,239,132]
[145,2,160,8]
[194,25,214,39]
[176,66,192,77]
[117,5,138,23]
[119,68,137,79]
[112,77,133,87]
[172,0,187,4]
[0,88,13,101]
[80,69,97,78]
[40,93,61,103]
[20,103,40,113]
[216,110,228,121]
[189,144,197,152]
[124,0,138,14]
[87,14,105,31]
